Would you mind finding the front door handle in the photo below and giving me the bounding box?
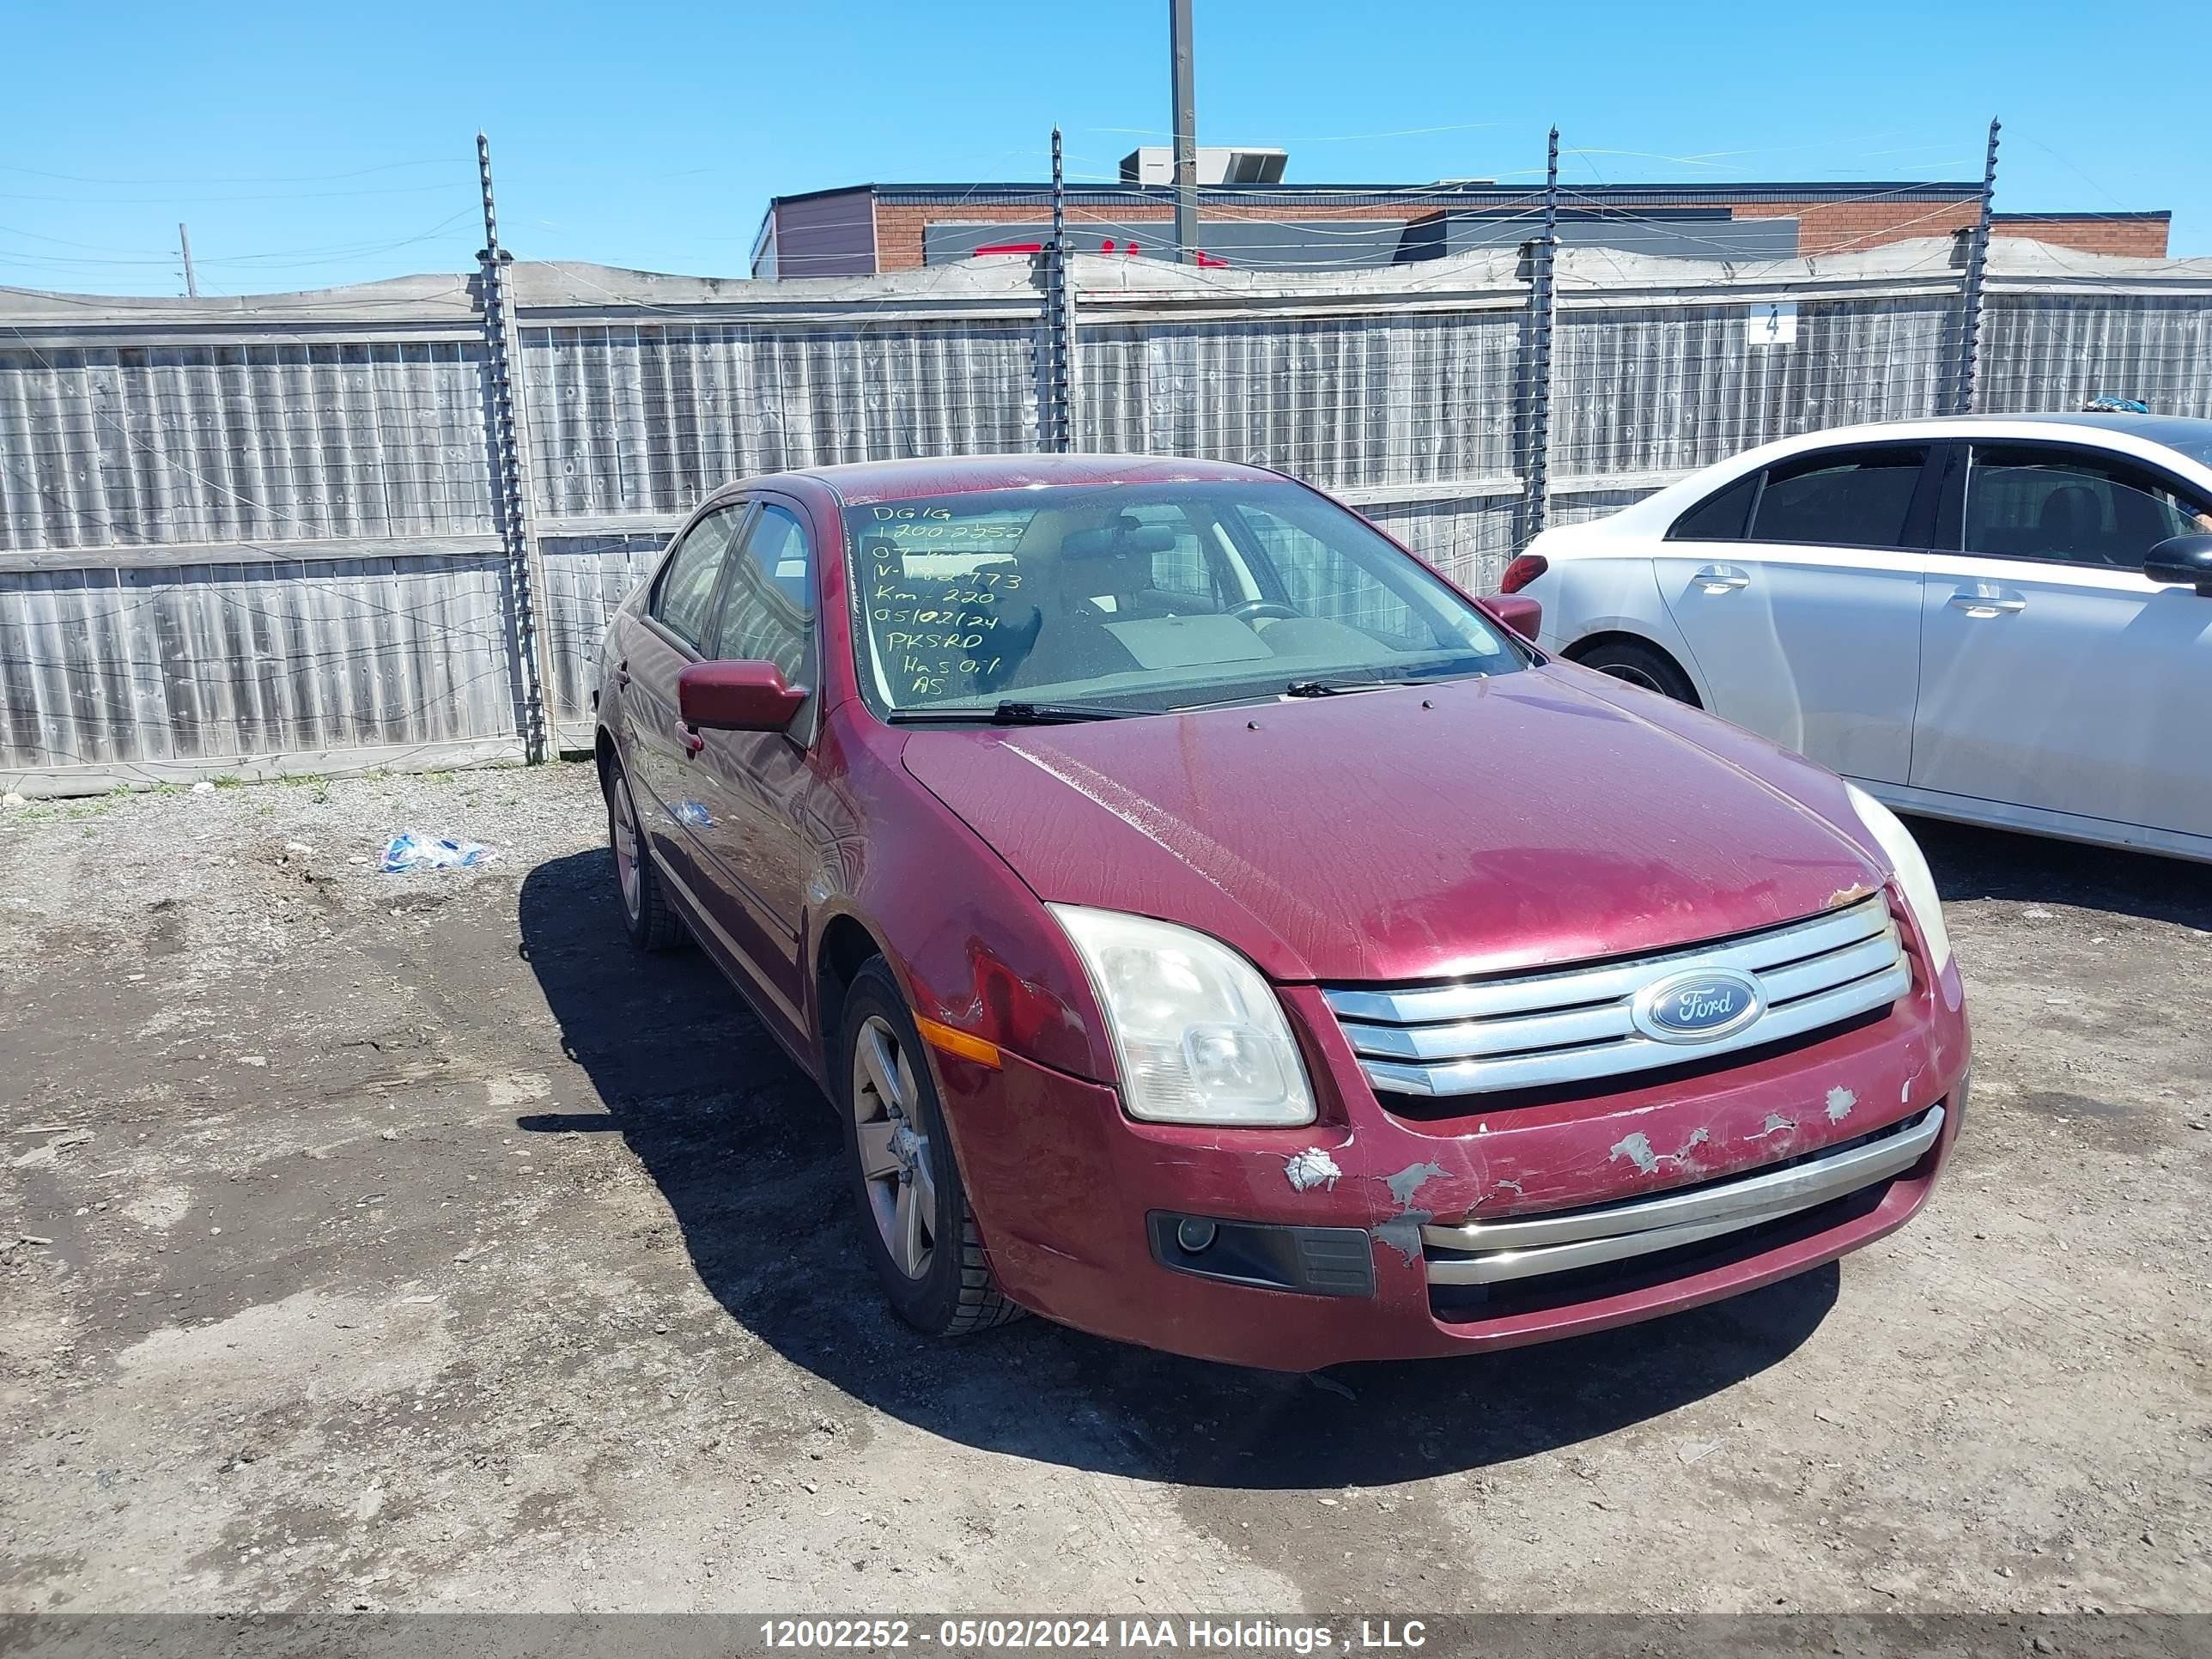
[1693,564,1752,592]
[1947,587,2027,617]
[614,658,631,689]
[678,722,706,757]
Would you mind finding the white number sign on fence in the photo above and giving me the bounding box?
[1747,301,1799,347]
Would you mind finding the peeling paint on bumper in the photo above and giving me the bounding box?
[933,956,1969,1372]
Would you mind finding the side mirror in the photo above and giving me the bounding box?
[678,660,809,732]
[1486,593,1542,642]
[2145,533,2212,594]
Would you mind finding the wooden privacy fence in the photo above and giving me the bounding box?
[2,240,2209,793]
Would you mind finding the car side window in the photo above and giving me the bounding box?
[1668,472,1758,541]
[650,506,746,653]
[1750,446,1930,549]
[1963,445,2210,569]
[712,501,817,686]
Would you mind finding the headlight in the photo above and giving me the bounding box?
[1048,904,1316,1127]
[1844,783,1952,975]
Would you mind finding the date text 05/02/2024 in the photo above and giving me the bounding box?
[757,1619,1431,1652]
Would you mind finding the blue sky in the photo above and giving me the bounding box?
[3,0,2203,295]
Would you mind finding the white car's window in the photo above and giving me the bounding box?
[1668,471,1759,541]
[1749,447,1929,549]
[1962,445,2212,569]
[844,481,1525,716]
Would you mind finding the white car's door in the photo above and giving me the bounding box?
[1911,440,2212,838]
[1654,442,1936,783]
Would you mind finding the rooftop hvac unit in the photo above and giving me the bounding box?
[1119,147,1290,185]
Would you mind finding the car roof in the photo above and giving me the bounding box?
[1550,410,2212,544]
[713,453,1279,509]
[1921,410,2212,449]
[1712,410,2212,481]
[1757,412,2212,480]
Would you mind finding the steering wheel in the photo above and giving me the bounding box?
[1226,599,1297,624]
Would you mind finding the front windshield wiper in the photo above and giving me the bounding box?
[1282,678,1424,698]
[885,700,1156,726]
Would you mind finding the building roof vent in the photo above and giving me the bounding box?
[1120,146,1289,185]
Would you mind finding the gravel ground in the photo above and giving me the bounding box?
[1,763,2207,1615]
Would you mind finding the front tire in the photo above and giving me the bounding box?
[605,762,684,951]
[837,959,1022,1338]
[1573,638,1698,705]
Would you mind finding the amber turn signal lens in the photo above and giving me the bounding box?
[915,1015,1002,1070]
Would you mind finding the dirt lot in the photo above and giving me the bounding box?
[1,763,2207,1615]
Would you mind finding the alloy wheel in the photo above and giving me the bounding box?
[850,1015,935,1280]
[611,777,643,921]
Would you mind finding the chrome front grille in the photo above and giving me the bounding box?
[1323,896,1909,1099]
[1422,1103,1944,1285]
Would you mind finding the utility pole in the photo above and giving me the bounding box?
[1170,0,1199,264]
[178,222,198,298]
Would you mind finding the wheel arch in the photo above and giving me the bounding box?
[1561,629,1708,709]
[813,909,894,1075]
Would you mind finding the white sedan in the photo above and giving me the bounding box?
[1512,413,2212,862]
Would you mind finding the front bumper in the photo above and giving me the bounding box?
[935,951,1969,1372]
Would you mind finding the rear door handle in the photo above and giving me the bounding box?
[1947,587,2027,617]
[614,658,631,689]
[1693,564,1752,592]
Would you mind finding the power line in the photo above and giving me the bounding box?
[0,180,473,205]
[0,158,456,186]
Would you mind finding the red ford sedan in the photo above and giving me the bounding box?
[592,455,1969,1370]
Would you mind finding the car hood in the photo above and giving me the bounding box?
[897,666,1888,985]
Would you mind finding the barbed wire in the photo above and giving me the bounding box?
[3,124,2209,785]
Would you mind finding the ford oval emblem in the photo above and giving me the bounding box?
[1632,968,1765,1044]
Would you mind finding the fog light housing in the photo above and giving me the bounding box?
[1146,1212,1375,1298]
[1176,1218,1218,1254]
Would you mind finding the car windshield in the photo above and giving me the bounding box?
[842,481,1525,717]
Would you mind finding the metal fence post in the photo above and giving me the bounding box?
[1517,127,1560,549]
[1041,126,1076,453]
[477,131,550,763]
[1953,117,2001,416]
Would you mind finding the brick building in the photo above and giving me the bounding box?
[750,167,2171,280]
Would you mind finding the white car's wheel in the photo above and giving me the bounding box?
[1575,639,1698,704]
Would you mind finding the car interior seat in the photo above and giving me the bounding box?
[2035,483,2105,559]
[994,522,1157,690]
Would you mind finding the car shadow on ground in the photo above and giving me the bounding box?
[517,848,1838,1489]
[1911,814,2212,929]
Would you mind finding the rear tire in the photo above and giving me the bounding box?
[605,762,684,951]
[1573,638,1698,705]
[837,959,1024,1339]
